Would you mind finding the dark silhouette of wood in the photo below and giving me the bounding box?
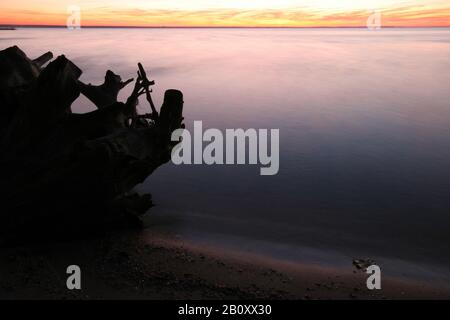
[32,51,53,68]
[79,70,133,109]
[0,46,184,239]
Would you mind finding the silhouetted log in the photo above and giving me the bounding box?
[0,46,184,237]
[0,46,55,144]
[2,54,82,157]
[79,70,133,109]
[0,46,41,88]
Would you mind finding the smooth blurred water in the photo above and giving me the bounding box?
[3,27,450,279]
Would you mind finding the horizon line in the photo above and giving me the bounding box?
[2,24,450,29]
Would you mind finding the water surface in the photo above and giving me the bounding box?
[2,27,450,281]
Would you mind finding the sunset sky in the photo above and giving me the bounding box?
[1,0,450,27]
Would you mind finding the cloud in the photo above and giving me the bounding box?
[2,3,450,27]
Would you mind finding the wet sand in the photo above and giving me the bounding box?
[0,229,449,300]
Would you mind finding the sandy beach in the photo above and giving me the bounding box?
[1,228,449,300]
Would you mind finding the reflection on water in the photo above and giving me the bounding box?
[2,28,450,278]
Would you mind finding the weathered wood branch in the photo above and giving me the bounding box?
[79,70,133,109]
[32,51,53,68]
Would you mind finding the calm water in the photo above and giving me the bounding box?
[3,28,450,280]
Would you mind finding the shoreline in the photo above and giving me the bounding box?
[1,228,449,300]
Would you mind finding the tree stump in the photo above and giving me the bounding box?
[0,46,184,240]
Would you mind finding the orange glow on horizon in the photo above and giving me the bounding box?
[1,2,450,27]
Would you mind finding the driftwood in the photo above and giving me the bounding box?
[0,46,184,238]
